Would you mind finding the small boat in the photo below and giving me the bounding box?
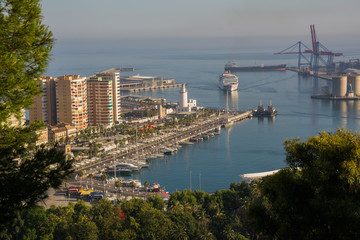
[106,166,132,174]
[160,148,173,155]
[180,141,194,145]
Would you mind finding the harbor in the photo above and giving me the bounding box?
[42,27,360,194]
[73,110,254,174]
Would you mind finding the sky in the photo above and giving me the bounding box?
[41,0,360,49]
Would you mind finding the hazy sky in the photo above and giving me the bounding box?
[41,0,360,48]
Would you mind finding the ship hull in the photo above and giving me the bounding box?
[219,83,238,91]
[219,72,238,91]
[225,64,286,72]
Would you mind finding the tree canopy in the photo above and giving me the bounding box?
[0,0,73,227]
[0,0,53,122]
[248,129,360,239]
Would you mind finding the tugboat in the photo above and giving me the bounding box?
[253,101,277,117]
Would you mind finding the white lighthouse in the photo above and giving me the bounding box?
[179,84,188,108]
[176,84,197,113]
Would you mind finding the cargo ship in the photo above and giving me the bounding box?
[219,70,238,91]
[225,61,286,72]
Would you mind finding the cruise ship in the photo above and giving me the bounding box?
[219,70,238,91]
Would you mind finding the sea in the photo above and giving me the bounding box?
[46,39,360,193]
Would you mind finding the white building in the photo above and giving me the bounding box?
[176,84,197,113]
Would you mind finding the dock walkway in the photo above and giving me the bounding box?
[75,110,253,172]
[240,169,281,180]
[120,83,182,92]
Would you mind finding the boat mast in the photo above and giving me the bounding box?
[136,125,138,161]
[114,153,116,180]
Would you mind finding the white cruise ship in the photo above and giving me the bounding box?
[219,70,238,91]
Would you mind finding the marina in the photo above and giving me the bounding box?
[46,39,360,193]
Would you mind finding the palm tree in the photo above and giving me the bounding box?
[129,181,136,197]
[101,174,108,193]
[88,173,94,190]
[115,180,122,200]
[77,171,84,187]
[144,181,150,199]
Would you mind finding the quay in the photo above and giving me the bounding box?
[286,67,334,80]
[74,110,254,173]
[240,169,281,180]
[120,83,182,92]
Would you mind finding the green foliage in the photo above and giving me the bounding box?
[146,195,165,211]
[248,129,360,239]
[0,0,74,228]
[0,0,53,122]
[0,142,73,225]
[1,182,255,239]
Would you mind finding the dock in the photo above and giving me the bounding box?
[240,169,281,180]
[74,110,254,172]
[120,83,182,92]
[286,67,335,81]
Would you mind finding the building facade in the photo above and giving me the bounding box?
[95,69,121,123]
[87,76,114,127]
[28,76,57,125]
[56,75,88,130]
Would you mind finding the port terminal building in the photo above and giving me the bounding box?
[119,74,177,91]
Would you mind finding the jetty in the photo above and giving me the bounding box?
[240,169,281,180]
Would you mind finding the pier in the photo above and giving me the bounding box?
[120,83,182,92]
[286,67,334,81]
[240,169,281,180]
[74,110,254,172]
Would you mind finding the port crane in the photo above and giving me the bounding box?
[274,25,343,74]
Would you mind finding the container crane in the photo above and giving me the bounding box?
[274,41,312,69]
[275,25,343,74]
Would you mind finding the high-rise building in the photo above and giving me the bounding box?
[56,75,88,130]
[96,69,121,123]
[28,76,57,125]
[87,76,114,127]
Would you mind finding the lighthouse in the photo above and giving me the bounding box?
[176,84,197,113]
[179,84,188,108]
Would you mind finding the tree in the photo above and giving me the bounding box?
[129,181,136,197]
[247,129,360,239]
[101,174,108,193]
[88,173,94,190]
[144,181,150,199]
[115,180,122,200]
[0,0,74,227]
[0,0,53,122]
[77,170,84,187]
[0,144,73,226]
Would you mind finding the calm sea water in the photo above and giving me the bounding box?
[46,41,360,193]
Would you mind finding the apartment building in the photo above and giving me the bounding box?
[87,76,114,127]
[28,76,57,125]
[56,75,88,130]
[96,69,121,123]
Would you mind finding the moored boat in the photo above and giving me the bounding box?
[253,101,277,117]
